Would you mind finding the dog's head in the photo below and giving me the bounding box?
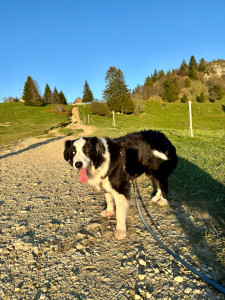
[64,137,106,183]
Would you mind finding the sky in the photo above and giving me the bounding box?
[0,0,225,103]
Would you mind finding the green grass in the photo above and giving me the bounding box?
[0,103,73,146]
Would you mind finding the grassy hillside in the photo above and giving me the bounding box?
[0,103,72,146]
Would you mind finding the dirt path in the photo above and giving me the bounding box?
[0,115,224,299]
[49,106,96,138]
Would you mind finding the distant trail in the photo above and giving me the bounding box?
[49,105,96,137]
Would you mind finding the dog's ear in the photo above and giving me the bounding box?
[64,140,73,161]
[90,137,105,156]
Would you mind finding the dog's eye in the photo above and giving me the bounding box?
[72,151,75,155]
[84,149,90,154]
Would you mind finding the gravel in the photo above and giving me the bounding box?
[0,136,224,299]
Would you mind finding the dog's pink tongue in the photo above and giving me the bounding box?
[79,168,89,184]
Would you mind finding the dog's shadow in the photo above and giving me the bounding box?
[168,156,224,280]
[136,155,225,284]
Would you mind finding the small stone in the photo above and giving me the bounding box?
[138,274,146,281]
[184,287,192,294]
[174,276,183,282]
[139,259,146,266]
[14,288,20,293]
[135,295,142,300]
[76,243,84,250]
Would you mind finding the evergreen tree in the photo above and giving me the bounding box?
[209,84,224,101]
[184,77,191,88]
[59,91,67,105]
[198,58,207,72]
[103,66,134,113]
[144,76,153,88]
[23,76,43,106]
[82,81,94,103]
[52,87,60,104]
[162,77,180,102]
[43,84,52,104]
[181,94,188,103]
[151,69,158,82]
[158,70,165,80]
[178,60,189,76]
[188,55,198,80]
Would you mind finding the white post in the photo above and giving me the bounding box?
[112,111,115,127]
[188,101,193,137]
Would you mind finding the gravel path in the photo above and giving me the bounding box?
[0,128,224,299]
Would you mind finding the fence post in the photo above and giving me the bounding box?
[112,111,115,127]
[188,101,193,137]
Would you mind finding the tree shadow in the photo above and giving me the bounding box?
[0,136,65,160]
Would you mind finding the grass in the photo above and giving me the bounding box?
[0,103,73,146]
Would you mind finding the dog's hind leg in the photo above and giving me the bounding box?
[101,193,115,217]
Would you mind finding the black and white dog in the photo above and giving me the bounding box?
[64,130,178,240]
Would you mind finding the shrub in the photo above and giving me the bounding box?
[89,101,110,116]
[196,92,207,103]
[181,94,188,103]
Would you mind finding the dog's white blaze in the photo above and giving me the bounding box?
[73,138,91,168]
[152,150,168,160]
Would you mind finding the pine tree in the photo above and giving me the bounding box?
[144,76,153,88]
[162,76,180,102]
[52,87,60,104]
[188,55,198,80]
[82,81,94,103]
[151,69,158,82]
[178,60,189,76]
[59,91,67,105]
[43,84,52,104]
[23,76,43,106]
[198,58,207,72]
[103,66,134,113]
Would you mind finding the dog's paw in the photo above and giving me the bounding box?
[157,197,168,206]
[151,195,160,203]
[114,229,127,240]
[101,210,114,218]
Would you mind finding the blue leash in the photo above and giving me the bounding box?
[132,179,225,295]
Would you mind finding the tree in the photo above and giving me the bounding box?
[184,77,191,88]
[90,101,110,116]
[178,59,189,76]
[43,84,52,104]
[82,81,94,103]
[188,55,198,80]
[52,87,60,104]
[144,76,153,88]
[151,69,158,82]
[23,76,43,106]
[162,76,180,102]
[209,83,224,101]
[59,91,67,105]
[198,58,207,72]
[103,66,134,114]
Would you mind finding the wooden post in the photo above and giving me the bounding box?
[112,111,115,127]
[188,101,193,137]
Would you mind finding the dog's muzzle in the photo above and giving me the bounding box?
[75,161,83,169]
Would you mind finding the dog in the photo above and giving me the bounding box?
[64,130,178,240]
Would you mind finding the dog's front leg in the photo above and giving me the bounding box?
[101,193,114,217]
[114,193,128,240]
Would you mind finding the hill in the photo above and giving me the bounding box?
[132,58,225,103]
[0,103,72,146]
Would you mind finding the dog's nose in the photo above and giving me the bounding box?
[75,161,83,169]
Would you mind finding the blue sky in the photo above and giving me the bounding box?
[0,0,224,103]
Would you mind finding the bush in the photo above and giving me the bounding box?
[196,92,207,103]
[89,101,110,116]
[181,94,188,103]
